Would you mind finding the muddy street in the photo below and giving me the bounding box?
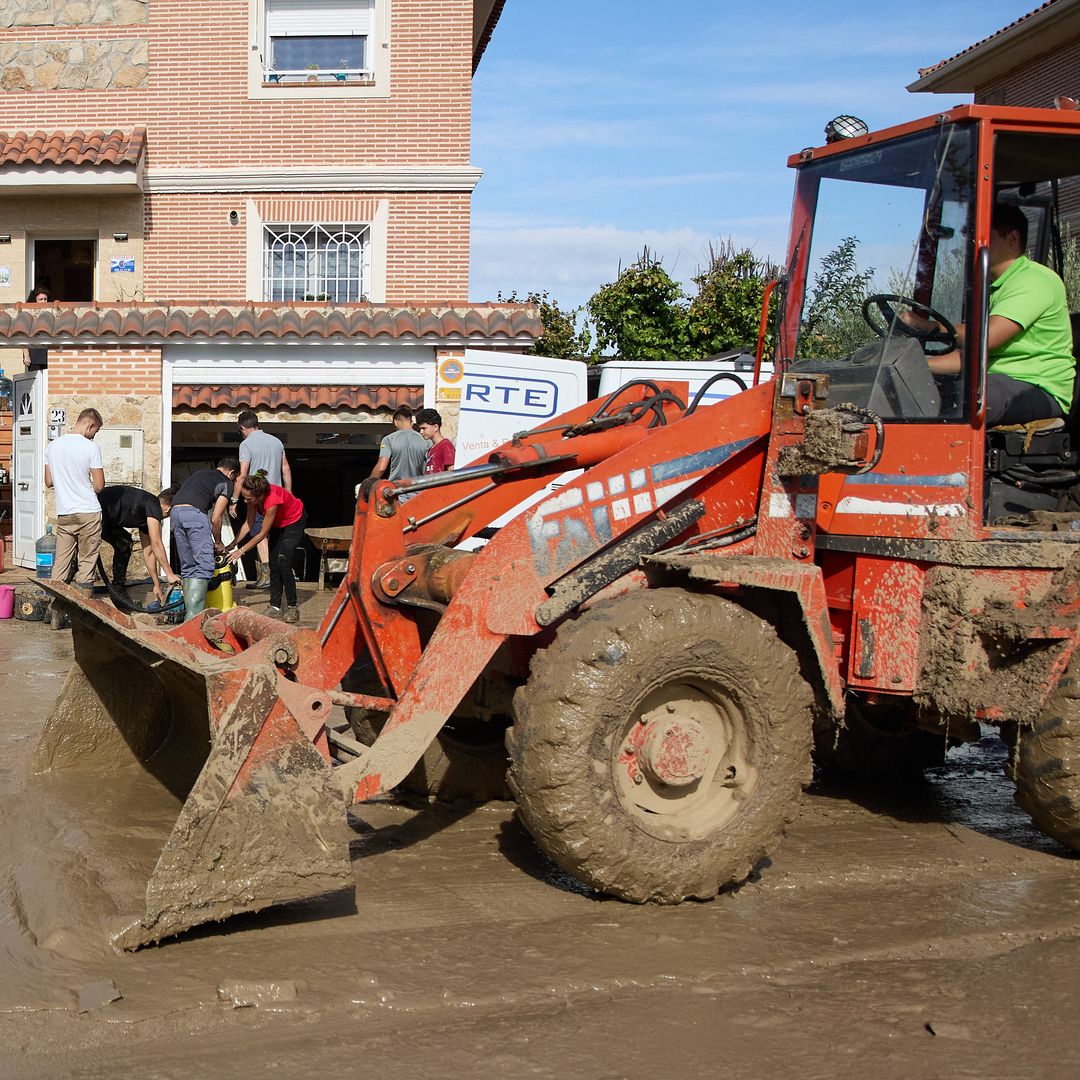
[1,614,1079,1080]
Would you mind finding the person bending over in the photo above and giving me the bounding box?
[225,472,307,624]
[169,458,239,619]
[98,484,181,606]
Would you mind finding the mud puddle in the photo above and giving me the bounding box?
[0,618,1079,1079]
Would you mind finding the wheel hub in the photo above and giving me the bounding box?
[639,716,710,787]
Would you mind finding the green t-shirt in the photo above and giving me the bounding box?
[989,255,1075,411]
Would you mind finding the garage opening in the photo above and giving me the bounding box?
[169,418,396,582]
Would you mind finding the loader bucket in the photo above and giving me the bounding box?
[32,582,354,950]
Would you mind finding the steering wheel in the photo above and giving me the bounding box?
[861,294,958,356]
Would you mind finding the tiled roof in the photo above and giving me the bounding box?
[916,2,1059,78]
[473,0,507,72]
[0,128,146,167]
[173,384,422,412]
[0,303,542,345]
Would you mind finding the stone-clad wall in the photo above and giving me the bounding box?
[0,1,147,26]
[0,38,147,90]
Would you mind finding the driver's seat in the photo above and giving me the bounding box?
[984,312,1080,520]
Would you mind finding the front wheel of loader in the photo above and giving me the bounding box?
[507,589,814,903]
[1013,664,1080,851]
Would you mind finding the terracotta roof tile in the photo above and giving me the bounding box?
[0,302,542,346]
[0,128,146,169]
[916,2,1057,78]
[173,384,423,413]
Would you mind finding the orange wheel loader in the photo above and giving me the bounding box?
[37,102,1080,947]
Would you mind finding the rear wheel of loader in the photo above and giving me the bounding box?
[1013,664,1080,852]
[507,589,813,902]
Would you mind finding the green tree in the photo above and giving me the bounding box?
[1060,223,1080,310]
[499,290,593,358]
[688,240,780,357]
[798,236,877,359]
[587,248,692,360]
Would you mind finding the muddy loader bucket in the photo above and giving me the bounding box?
[32,582,353,950]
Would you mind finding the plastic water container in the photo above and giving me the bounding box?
[35,526,56,579]
[0,585,14,619]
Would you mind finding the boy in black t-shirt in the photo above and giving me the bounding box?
[99,485,181,606]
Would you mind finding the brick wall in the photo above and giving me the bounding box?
[0,0,477,304]
[0,0,474,169]
[47,346,160,397]
[976,35,1080,242]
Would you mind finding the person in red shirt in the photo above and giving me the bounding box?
[224,470,307,623]
[416,408,455,474]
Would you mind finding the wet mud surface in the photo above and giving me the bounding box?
[1,607,1079,1079]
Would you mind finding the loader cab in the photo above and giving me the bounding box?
[779,106,1080,537]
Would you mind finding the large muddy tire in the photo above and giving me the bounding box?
[815,697,948,781]
[1013,667,1080,851]
[507,589,813,903]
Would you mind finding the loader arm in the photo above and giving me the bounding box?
[332,380,780,803]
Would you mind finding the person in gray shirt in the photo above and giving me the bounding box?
[232,410,292,590]
[370,406,429,483]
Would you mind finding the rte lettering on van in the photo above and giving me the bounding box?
[461,372,560,419]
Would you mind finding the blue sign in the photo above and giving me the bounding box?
[461,371,560,419]
[110,258,136,273]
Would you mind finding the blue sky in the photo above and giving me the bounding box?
[470,0,1031,310]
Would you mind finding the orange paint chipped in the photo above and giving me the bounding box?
[354,774,383,802]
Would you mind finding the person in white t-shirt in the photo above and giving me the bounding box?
[44,408,105,589]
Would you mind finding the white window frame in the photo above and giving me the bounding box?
[262,221,372,303]
[249,0,391,100]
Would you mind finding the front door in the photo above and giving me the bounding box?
[12,372,44,567]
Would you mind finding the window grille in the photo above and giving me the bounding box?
[263,223,370,303]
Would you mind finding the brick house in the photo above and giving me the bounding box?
[0,0,539,566]
[908,0,1080,229]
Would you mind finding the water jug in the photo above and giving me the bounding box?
[35,525,56,579]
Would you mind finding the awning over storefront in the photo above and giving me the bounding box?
[172,383,422,412]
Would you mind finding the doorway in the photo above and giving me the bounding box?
[30,238,96,301]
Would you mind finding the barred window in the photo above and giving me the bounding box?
[263,223,370,303]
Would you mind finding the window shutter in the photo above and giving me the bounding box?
[266,0,374,37]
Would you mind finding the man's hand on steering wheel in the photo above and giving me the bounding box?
[861,294,958,355]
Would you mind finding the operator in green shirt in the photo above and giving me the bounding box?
[924,203,1075,426]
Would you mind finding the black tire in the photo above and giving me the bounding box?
[815,696,948,781]
[1014,666,1080,851]
[507,589,813,903]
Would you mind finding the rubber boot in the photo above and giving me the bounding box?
[244,561,271,591]
[181,578,209,620]
[111,544,132,590]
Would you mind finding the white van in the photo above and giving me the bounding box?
[595,353,774,409]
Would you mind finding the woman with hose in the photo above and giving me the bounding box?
[224,471,307,623]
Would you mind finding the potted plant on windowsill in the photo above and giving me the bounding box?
[306,62,320,83]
